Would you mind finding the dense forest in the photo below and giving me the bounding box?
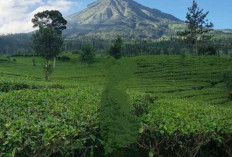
[1,33,232,57]
[0,33,32,55]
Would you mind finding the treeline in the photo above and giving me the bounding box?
[1,33,232,57]
[0,33,33,55]
[122,38,232,56]
[64,36,111,52]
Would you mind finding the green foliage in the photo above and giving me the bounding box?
[162,47,169,55]
[100,59,139,154]
[223,47,229,55]
[57,55,71,61]
[0,81,38,92]
[43,61,54,81]
[198,45,217,55]
[0,88,101,157]
[80,44,96,65]
[32,28,63,81]
[139,99,232,156]
[177,0,214,55]
[0,33,32,55]
[31,10,67,80]
[109,37,123,59]
[32,59,36,66]
[32,28,63,61]
[0,55,231,156]
[6,56,10,61]
[32,10,67,35]
[223,72,232,99]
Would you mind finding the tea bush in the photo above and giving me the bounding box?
[139,99,232,157]
[0,88,101,156]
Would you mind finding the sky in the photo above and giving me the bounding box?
[0,0,231,34]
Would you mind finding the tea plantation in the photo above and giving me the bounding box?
[0,54,231,157]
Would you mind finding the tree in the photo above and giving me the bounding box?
[109,37,123,59]
[32,10,67,35]
[32,28,63,81]
[32,10,67,68]
[80,44,96,65]
[177,0,214,55]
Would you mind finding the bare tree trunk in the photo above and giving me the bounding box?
[53,57,56,68]
[45,60,49,81]
[193,44,198,55]
[45,71,49,81]
[196,46,198,56]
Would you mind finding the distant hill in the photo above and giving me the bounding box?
[64,0,183,40]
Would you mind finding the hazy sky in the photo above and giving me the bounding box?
[0,0,231,34]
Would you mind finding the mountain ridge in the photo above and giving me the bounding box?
[64,0,183,40]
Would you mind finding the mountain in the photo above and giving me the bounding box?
[65,0,183,40]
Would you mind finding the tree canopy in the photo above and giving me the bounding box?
[32,10,67,35]
[80,44,96,65]
[109,37,123,59]
[32,28,63,61]
[177,0,214,55]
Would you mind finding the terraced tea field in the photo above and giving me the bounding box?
[0,54,231,157]
[132,55,232,105]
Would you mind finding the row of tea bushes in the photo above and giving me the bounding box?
[0,88,102,157]
[0,87,232,156]
[0,78,66,92]
[139,99,232,157]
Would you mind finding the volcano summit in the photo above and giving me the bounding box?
[65,0,183,40]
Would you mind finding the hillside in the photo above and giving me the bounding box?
[65,0,183,39]
[0,54,231,104]
[0,55,231,156]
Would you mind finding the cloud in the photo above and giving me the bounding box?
[0,0,78,34]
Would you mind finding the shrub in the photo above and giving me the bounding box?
[32,59,36,66]
[0,88,232,157]
[198,45,217,55]
[0,82,38,92]
[139,99,232,157]
[99,59,139,154]
[71,50,82,54]
[222,72,232,99]
[57,55,71,61]
[80,45,95,65]
[109,37,123,59]
[6,56,10,61]
[0,88,101,157]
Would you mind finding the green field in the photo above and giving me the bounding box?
[0,54,232,156]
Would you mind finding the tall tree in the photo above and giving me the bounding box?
[32,28,63,81]
[177,0,213,55]
[32,10,67,68]
[109,37,123,59]
[80,44,96,65]
[32,10,67,35]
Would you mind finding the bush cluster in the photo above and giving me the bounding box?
[0,87,231,156]
[139,99,232,157]
[57,56,71,61]
[0,88,101,157]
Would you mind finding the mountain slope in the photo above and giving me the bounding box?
[65,0,183,40]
